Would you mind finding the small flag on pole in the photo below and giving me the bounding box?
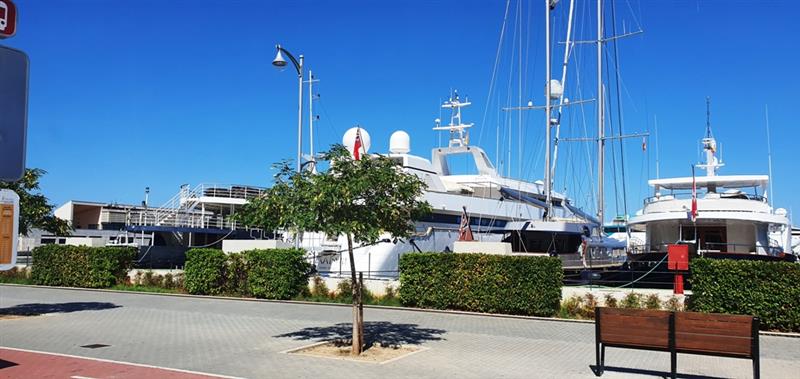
[458,206,474,241]
[690,165,698,222]
[353,128,363,160]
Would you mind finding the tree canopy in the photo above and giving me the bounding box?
[238,145,431,244]
[0,168,71,236]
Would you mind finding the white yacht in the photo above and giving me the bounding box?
[627,121,796,263]
[306,95,619,278]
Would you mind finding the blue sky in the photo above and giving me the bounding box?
[4,0,800,221]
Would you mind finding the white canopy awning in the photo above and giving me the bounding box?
[649,175,769,190]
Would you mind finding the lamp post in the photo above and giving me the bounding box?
[272,44,304,174]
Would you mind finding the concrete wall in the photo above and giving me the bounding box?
[222,240,292,254]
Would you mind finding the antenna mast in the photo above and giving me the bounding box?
[597,0,604,225]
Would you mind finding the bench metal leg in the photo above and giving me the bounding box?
[753,356,759,379]
[594,343,604,376]
[670,351,677,379]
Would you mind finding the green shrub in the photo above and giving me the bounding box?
[184,248,227,295]
[664,296,683,312]
[245,249,310,300]
[332,278,374,303]
[690,258,800,332]
[620,292,642,309]
[224,253,249,296]
[580,293,598,319]
[399,253,562,317]
[644,294,661,310]
[310,275,330,297]
[31,245,135,288]
[163,273,175,289]
[559,295,584,319]
[603,294,618,308]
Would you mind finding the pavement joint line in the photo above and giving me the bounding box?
[0,346,245,379]
[4,283,800,339]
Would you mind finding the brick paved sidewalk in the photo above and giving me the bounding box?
[1,285,798,379]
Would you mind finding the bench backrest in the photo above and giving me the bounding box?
[597,307,672,350]
[674,311,756,357]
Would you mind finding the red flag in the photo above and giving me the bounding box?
[458,206,474,241]
[353,129,363,160]
[691,165,698,222]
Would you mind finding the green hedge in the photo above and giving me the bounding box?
[31,245,135,288]
[690,258,800,332]
[245,249,310,299]
[184,248,227,295]
[399,253,563,317]
[183,248,310,299]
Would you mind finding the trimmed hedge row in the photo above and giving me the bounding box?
[690,258,800,332]
[399,253,563,317]
[184,248,310,299]
[31,245,136,288]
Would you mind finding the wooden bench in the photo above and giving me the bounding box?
[594,307,760,379]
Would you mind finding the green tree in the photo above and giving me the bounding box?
[239,144,431,354]
[0,168,71,236]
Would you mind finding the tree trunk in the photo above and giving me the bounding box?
[347,233,363,355]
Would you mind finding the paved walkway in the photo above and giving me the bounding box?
[1,285,798,379]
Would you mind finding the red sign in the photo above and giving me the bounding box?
[667,244,689,271]
[0,0,17,39]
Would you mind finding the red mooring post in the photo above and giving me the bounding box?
[667,244,689,295]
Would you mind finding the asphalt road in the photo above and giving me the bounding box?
[1,285,798,379]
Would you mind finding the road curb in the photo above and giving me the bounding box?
[3,283,799,338]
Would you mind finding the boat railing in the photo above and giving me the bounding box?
[644,192,767,205]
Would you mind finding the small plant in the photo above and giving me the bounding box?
[644,294,661,310]
[604,294,618,308]
[133,271,143,286]
[310,276,330,297]
[559,295,584,319]
[580,293,598,319]
[621,292,642,309]
[163,273,175,289]
[173,273,185,291]
[383,285,397,300]
[664,296,683,312]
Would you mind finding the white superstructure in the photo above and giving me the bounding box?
[628,114,794,261]
[303,95,621,278]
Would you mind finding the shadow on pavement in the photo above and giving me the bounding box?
[0,359,19,369]
[0,302,121,316]
[590,365,729,379]
[276,321,446,346]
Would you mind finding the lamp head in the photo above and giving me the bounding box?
[272,49,288,68]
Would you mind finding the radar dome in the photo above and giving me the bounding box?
[547,79,563,100]
[343,127,371,157]
[389,131,411,154]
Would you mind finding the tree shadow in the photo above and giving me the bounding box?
[590,365,729,379]
[275,321,446,347]
[0,302,121,316]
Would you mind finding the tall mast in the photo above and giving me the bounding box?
[544,0,553,219]
[596,0,605,224]
[308,71,315,170]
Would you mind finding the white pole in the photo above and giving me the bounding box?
[596,0,604,224]
[550,0,575,190]
[544,0,552,219]
[296,56,304,174]
[308,70,314,169]
[765,105,774,207]
[654,115,660,180]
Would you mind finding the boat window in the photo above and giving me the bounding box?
[444,153,479,175]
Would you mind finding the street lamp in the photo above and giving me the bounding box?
[272,44,304,174]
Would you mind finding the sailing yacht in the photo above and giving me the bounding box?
[627,112,796,264]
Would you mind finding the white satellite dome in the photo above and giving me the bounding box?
[389,130,410,154]
[342,127,371,157]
